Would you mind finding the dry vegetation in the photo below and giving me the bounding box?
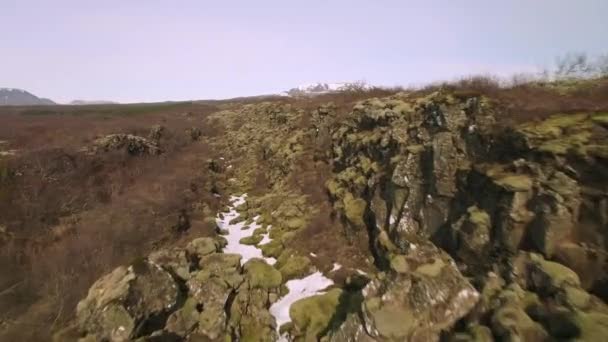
[0,102,222,340]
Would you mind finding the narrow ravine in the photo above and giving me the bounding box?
[216,194,334,339]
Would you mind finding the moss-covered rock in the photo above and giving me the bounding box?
[243,258,282,289]
[343,192,367,228]
[277,255,312,281]
[289,289,343,340]
[491,304,549,341]
[362,243,479,340]
[240,234,264,246]
[259,239,285,258]
[529,253,581,293]
[186,237,220,257]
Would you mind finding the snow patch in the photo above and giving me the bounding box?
[217,194,276,265]
[389,216,396,225]
[269,271,334,329]
[331,263,342,272]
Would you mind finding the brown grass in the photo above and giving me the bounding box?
[0,103,222,340]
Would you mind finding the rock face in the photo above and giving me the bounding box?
[325,92,608,340]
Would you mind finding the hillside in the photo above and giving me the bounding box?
[1,77,608,341]
[0,88,55,106]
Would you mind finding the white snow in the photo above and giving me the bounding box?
[259,232,272,245]
[389,216,396,225]
[309,252,317,257]
[356,269,368,275]
[331,263,342,272]
[269,271,334,329]
[284,81,372,97]
[216,194,276,265]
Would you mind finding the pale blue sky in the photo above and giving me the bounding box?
[2,0,607,103]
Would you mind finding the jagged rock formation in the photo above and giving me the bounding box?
[90,134,161,156]
[325,91,608,340]
[64,89,608,341]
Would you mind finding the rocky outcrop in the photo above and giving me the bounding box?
[325,91,608,340]
[67,90,608,341]
[91,134,161,156]
[361,242,479,341]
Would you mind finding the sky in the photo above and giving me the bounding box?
[1,0,607,103]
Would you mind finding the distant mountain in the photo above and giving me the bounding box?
[70,100,118,105]
[284,81,371,97]
[0,88,55,106]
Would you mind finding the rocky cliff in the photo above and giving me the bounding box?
[57,86,608,341]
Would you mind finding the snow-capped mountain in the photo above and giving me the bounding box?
[70,100,118,105]
[0,88,55,106]
[284,81,371,96]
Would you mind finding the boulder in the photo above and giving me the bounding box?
[92,134,161,155]
[361,243,479,341]
[76,260,179,340]
[289,289,343,340]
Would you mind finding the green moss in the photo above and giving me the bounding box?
[243,259,282,289]
[532,254,581,289]
[285,217,306,230]
[259,239,284,258]
[538,131,592,155]
[239,235,263,246]
[389,255,409,274]
[289,289,342,339]
[468,324,494,342]
[582,144,608,159]
[187,237,218,257]
[520,113,588,138]
[343,192,367,227]
[278,255,311,281]
[564,286,591,309]
[326,179,343,197]
[573,311,608,341]
[491,305,547,340]
[239,316,274,342]
[279,231,296,244]
[591,112,608,125]
[493,174,533,192]
[467,206,490,228]
[252,227,267,235]
[414,257,445,277]
[542,113,589,128]
[406,144,425,153]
